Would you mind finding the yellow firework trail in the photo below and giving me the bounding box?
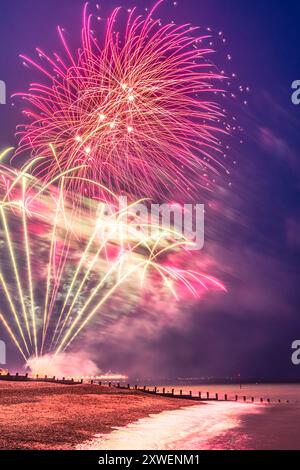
[0,313,27,361]
[52,198,148,349]
[54,255,124,352]
[22,177,37,356]
[55,261,146,355]
[0,149,225,362]
[55,232,185,354]
[40,180,64,355]
[0,271,30,355]
[0,147,14,164]
[51,216,102,347]
[0,206,32,344]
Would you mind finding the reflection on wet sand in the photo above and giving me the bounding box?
[77,402,262,450]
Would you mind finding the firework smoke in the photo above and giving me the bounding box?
[27,351,99,378]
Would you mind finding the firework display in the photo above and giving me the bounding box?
[0,151,225,361]
[2,0,300,456]
[15,1,227,199]
[0,2,228,365]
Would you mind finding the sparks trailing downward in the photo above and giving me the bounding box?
[14,1,227,199]
[0,150,226,361]
[1,2,229,363]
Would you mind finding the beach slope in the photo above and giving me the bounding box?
[0,382,195,450]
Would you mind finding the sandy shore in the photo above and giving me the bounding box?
[0,382,195,450]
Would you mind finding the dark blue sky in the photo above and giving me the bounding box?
[0,0,300,379]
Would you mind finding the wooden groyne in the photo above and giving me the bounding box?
[104,382,285,404]
[0,373,288,404]
[122,384,279,404]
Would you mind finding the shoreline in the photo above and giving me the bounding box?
[0,381,197,450]
[77,401,300,451]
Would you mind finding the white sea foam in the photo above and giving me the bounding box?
[77,402,262,450]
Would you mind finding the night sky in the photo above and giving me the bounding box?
[0,0,300,380]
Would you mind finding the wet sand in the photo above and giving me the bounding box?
[78,402,300,451]
[0,382,195,450]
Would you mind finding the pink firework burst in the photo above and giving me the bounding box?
[15,1,227,199]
